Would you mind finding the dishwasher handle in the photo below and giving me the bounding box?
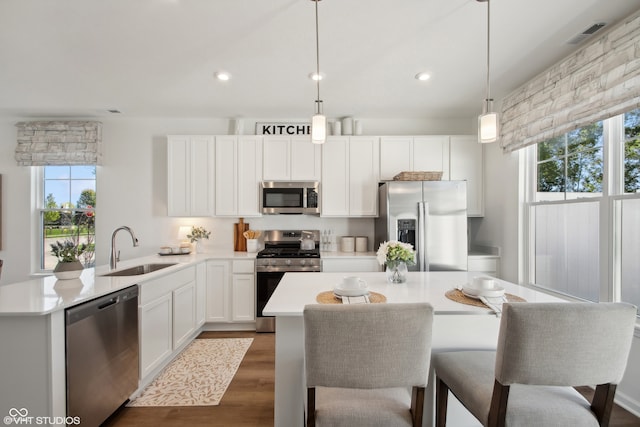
[66,285,138,326]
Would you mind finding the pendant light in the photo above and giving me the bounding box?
[311,0,326,144]
[477,0,498,143]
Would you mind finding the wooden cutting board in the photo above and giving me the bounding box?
[234,218,249,252]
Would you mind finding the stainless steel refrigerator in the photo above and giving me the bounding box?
[375,181,468,271]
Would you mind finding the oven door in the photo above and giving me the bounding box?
[256,270,285,332]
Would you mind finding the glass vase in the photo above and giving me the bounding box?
[385,261,408,284]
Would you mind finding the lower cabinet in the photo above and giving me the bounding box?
[206,259,255,326]
[139,266,199,382]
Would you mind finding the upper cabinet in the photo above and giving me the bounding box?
[321,136,379,217]
[215,136,262,217]
[450,135,484,216]
[167,135,215,217]
[263,136,321,181]
[379,136,450,181]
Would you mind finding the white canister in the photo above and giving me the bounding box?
[340,236,355,252]
[354,120,363,135]
[333,120,342,135]
[341,117,353,135]
[355,236,368,252]
[246,239,259,253]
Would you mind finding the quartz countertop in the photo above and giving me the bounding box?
[0,250,256,316]
[262,271,565,317]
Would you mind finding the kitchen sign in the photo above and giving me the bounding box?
[256,122,311,135]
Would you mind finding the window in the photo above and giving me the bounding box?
[39,166,96,270]
[525,109,640,317]
[536,122,603,201]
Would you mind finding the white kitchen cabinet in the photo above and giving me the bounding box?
[263,135,321,181]
[215,136,262,217]
[379,136,449,180]
[173,281,197,349]
[139,266,199,383]
[167,135,215,216]
[206,259,255,327]
[321,136,379,217]
[450,135,484,216]
[205,260,230,322]
[140,293,173,380]
[196,262,206,327]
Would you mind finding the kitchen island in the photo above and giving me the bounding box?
[262,271,565,427]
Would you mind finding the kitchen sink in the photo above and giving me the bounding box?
[102,263,177,277]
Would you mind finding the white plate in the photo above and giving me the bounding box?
[334,282,369,297]
[461,283,505,298]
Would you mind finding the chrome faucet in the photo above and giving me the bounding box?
[110,226,140,270]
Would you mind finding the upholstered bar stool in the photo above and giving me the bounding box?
[432,302,637,427]
[303,303,434,427]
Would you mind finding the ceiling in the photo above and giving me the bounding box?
[1,0,639,121]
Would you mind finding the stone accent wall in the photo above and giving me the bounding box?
[500,9,640,153]
[15,121,102,166]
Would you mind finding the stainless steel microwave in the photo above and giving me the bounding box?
[260,181,320,215]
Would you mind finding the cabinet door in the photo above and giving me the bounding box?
[190,136,215,216]
[349,136,379,216]
[237,136,263,216]
[167,136,190,216]
[215,136,238,216]
[291,136,321,181]
[173,281,197,349]
[450,135,484,216]
[205,261,230,322]
[195,262,206,327]
[263,136,291,180]
[321,137,349,216]
[379,137,412,180]
[413,136,450,179]
[232,274,255,322]
[140,293,173,380]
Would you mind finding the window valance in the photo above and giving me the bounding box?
[500,10,640,153]
[15,121,103,166]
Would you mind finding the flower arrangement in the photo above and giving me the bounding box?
[50,240,87,263]
[187,226,211,243]
[376,240,416,268]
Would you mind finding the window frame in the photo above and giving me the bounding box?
[33,166,96,273]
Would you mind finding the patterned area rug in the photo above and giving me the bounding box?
[128,338,253,407]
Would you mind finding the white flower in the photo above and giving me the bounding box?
[376,240,416,266]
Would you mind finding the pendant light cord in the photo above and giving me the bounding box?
[484,0,491,114]
[314,0,322,115]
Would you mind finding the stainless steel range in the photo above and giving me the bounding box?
[256,230,322,332]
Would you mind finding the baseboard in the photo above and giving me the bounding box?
[202,322,256,332]
[614,390,640,418]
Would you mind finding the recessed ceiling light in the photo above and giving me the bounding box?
[214,71,231,81]
[309,72,325,81]
[415,72,431,81]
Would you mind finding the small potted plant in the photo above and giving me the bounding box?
[376,240,416,283]
[187,226,211,253]
[51,240,87,280]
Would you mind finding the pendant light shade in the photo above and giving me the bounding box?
[479,111,498,143]
[477,0,498,144]
[310,0,326,144]
[312,112,326,144]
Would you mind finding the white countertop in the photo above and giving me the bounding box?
[262,271,565,317]
[0,250,256,316]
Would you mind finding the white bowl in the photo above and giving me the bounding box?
[334,278,369,297]
[461,281,505,298]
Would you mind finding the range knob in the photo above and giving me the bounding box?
[300,259,307,266]
[285,259,292,266]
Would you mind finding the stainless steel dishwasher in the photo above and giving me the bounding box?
[65,285,139,426]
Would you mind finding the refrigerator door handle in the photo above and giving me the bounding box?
[418,201,429,271]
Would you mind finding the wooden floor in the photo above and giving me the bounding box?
[105,331,640,427]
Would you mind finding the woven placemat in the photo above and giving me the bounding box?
[316,290,387,304]
[445,289,526,308]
